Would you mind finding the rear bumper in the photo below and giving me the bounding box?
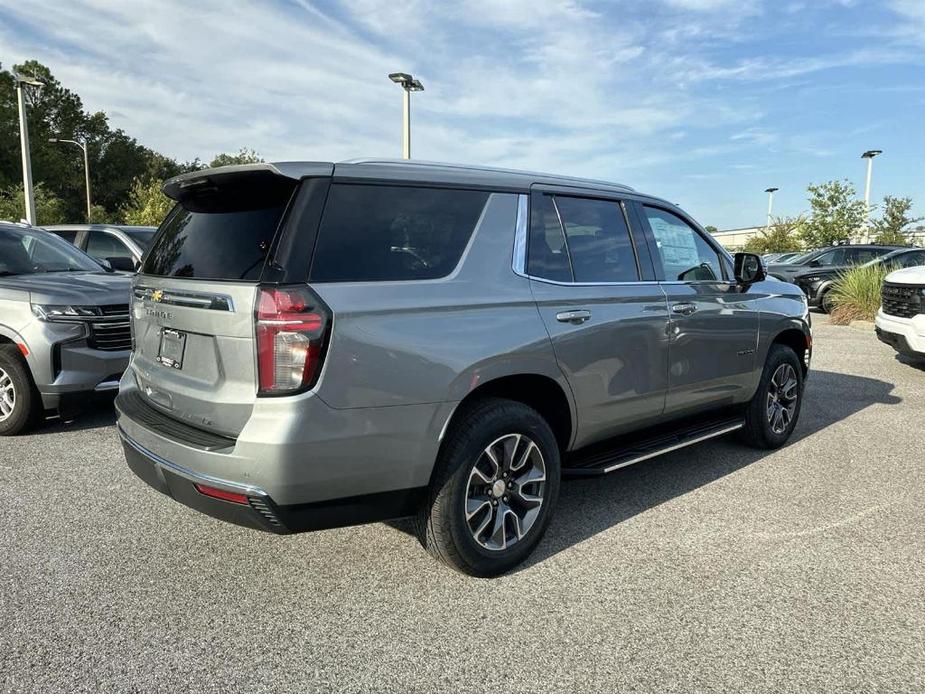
[119,426,425,533]
[115,381,448,533]
[875,311,925,358]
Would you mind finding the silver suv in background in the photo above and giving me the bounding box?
[46,224,158,271]
[0,222,132,435]
[117,160,812,576]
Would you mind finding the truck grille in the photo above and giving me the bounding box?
[88,304,132,351]
[881,283,922,319]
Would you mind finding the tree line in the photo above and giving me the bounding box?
[0,59,262,226]
[739,181,921,254]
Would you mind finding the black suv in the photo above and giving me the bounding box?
[767,244,907,283]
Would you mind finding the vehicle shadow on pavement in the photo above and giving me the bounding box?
[33,399,117,436]
[519,368,901,572]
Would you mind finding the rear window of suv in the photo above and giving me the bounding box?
[309,184,489,282]
[142,176,296,280]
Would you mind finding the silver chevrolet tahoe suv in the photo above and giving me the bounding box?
[117,160,812,576]
[0,222,132,435]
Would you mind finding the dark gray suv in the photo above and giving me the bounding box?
[116,160,812,576]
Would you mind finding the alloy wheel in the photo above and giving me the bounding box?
[0,367,15,422]
[766,363,798,434]
[464,433,546,551]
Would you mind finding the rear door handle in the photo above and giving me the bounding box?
[556,310,592,324]
[671,302,697,316]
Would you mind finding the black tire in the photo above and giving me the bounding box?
[415,398,561,577]
[0,344,41,436]
[820,289,835,314]
[740,344,804,449]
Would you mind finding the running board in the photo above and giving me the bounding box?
[563,417,744,477]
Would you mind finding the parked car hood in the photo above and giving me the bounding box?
[884,266,925,285]
[0,271,132,305]
[766,263,811,281]
[793,265,850,281]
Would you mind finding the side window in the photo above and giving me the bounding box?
[900,251,925,268]
[555,197,638,282]
[846,248,878,265]
[310,184,489,282]
[643,206,723,282]
[813,249,846,266]
[53,230,78,244]
[527,194,572,282]
[87,231,131,259]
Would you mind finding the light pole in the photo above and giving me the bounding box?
[14,73,44,225]
[388,72,424,159]
[764,187,778,230]
[861,149,882,242]
[49,138,92,222]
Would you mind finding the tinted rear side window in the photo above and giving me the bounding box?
[142,177,295,280]
[310,184,489,282]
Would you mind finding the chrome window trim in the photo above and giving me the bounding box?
[512,194,528,275]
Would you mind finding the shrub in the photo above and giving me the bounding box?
[828,263,892,325]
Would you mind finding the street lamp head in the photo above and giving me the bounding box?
[14,73,44,87]
[408,79,424,92]
[389,72,413,85]
[765,187,779,193]
[48,138,59,143]
[861,150,882,159]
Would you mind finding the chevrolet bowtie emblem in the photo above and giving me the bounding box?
[151,289,164,302]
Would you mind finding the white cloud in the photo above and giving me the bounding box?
[0,0,921,227]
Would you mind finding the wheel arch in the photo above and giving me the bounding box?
[438,372,575,461]
[769,326,811,376]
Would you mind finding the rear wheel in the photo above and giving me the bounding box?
[415,398,561,577]
[0,345,40,436]
[740,344,804,449]
[820,288,835,314]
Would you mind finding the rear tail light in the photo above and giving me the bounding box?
[255,285,330,396]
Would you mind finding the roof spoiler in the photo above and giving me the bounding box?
[162,162,333,202]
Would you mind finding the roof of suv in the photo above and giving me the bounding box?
[163,159,639,201]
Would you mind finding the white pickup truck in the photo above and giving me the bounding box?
[876,265,925,360]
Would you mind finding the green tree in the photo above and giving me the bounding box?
[208,148,263,168]
[0,182,68,225]
[0,60,182,223]
[743,216,804,254]
[121,177,173,226]
[704,225,718,234]
[869,196,921,245]
[797,180,866,248]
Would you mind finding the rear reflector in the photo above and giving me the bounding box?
[194,483,249,505]
[17,343,29,357]
[256,285,330,396]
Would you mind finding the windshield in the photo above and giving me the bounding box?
[122,228,157,249]
[0,226,102,276]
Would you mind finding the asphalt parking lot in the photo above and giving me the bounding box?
[2,314,923,693]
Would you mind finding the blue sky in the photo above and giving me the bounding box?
[1,0,923,228]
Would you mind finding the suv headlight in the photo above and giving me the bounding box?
[31,304,102,321]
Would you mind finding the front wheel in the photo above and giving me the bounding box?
[415,398,561,577]
[820,289,835,314]
[0,345,40,436]
[740,344,804,449]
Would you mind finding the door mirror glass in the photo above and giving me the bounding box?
[106,255,136,272]
[734,252,765,284]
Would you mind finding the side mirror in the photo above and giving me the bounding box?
[106,256,136,272]
[99,258,113,272]
[734,252,766,284]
